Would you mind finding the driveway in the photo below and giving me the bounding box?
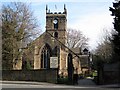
[78,77,96,86]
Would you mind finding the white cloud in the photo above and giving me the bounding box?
[68,11,114,49]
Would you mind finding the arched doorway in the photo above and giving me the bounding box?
[67,53,74,84]
[41,44,52,69]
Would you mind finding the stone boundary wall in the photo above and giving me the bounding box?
[102,62,120,84]
[2,69,58,83]
[103,71,119,84]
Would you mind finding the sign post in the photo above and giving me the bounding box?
[50,57,58,68]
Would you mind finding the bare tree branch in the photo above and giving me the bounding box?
[2,2,41,69]
[66,28,89,49]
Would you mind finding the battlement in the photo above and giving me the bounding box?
[46,4,67,15]
[46,11,66,14]
[46,13,66,18]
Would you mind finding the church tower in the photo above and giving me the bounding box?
[46,5,67,45]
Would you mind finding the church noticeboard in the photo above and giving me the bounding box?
[50,57,58,68]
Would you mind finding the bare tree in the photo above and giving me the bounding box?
[66,28,89,49]
[2,2,41,69]
[94,29,114,62]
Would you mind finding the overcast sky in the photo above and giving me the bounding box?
[2,0,115,50]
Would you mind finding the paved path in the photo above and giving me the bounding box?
[78,77,96,86]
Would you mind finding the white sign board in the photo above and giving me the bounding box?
[50,57,58,68]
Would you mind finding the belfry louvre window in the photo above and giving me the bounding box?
[54,32,58,38]
[41,44,51,69]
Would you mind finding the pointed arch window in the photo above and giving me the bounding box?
[53,46,58,56]
[41,44,51,69]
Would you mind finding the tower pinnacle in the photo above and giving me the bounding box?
[46,5,48,13]
[64,4,67,14]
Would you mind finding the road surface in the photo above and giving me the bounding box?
[0,80,119,90]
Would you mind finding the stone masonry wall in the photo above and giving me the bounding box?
[2,69,58,83]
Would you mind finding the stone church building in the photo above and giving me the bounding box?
[14,5,83,77]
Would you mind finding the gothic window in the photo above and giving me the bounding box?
[54,32,58,38]
[53,46,58,56]
[41,44,51,69]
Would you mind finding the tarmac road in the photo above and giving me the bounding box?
[1,80,120,90]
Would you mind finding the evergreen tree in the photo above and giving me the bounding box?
[109,1,120,62]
